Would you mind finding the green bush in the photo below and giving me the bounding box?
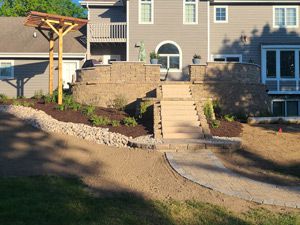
[55,105,65,111]
[69,102,82,111]
[82,105,96,117]
[224,114,235,122]
[22,102,34,107]
[12,100,22,106]
[17,96,25,99]
[33,90,44,100]
[111,120,121,127]
[90,115,111,126]
[203,101,215,121]
[43,94,56,104]
[139,101,151,118]
[122,117,138,127]
[211,120,220,129]
[0,93,9,103]
[112,95,128,111]
[212,99,222,117]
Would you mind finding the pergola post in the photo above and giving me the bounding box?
[58,27,63,105]
[24,11,87,105]
[49,31,54,96]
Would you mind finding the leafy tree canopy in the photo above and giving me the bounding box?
[0,0,86,18]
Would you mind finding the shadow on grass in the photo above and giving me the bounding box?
[0,176,250,225]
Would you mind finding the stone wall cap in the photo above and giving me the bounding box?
[189,63,207,66]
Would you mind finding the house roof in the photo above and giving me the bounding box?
[80,0,124,7]
[0,17,86,54]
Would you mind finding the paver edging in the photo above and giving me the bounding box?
[165,152,300,209]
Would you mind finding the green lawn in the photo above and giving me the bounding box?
[0,177,299,225]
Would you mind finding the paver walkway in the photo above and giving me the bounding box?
[166,150,300,208]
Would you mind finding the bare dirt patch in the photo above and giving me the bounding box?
[214,123,300,186]
[1,112,297,214]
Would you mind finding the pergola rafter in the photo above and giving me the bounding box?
[24,11,88,105]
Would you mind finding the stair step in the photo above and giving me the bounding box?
[163,132,204,139]
[161,111,198,116]
[162,126,202,133]
[162,120,200,127]
[162,115,199,121]
[161,101,195,105]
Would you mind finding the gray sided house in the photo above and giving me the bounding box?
[81,0,300,117]
[0,17,86,98]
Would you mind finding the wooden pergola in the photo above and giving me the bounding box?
[24,11,88,105]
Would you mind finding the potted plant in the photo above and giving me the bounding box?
[150,51,159,64]
[193,54,201,64]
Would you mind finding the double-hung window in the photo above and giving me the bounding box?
[139,0,153,24]
[214,6,228,23]
[0,61,14,79]
[184,0,198,24]
[274,6,298,28]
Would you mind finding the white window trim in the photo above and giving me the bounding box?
[271,99,300,117]
[211,54,242,62]
[138,0,154,25]
[0,60,14,79]
[155,40,182,72]
[273,6,299,29]
[183,0,198,25]
[214,6,228,23]
[261,45,300,94]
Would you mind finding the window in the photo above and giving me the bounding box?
[280,51,295,78]
[156,41,181,71]
[212,54,242,62]
[266,51,276,78]
[214,6,228,23]
[184,0,198,24]
[0,61,14,79]
[272,100,300,117]
[139,0,153,24]
[273,6,298,28]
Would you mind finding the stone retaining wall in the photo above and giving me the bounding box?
[190,62,271,116]
[73,62,161,108]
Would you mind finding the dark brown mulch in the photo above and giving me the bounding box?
[209,120,243,137]
[1,99,152,138]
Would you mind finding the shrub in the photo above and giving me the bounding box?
[193,54,201,59]
[150,51,159,60]
[111,120,121,127]
[43,94,55,104]
[212,100,222,117]
[12,100,22,106]
[55,105,65,111]
[69,102,82,111]
[224,114,235,122]
[211,120,220,129]
[17,96,25,99]
[122,117,138,127]
[203,101,215,121]
[139,101,151,118]
[33,90,44,100]
[0,93,9,103]
[22,101,34,107]
[82,105,96,117]
[112,95,128,111]
[90,115,111,126]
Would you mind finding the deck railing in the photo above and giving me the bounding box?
[89,23,127,43]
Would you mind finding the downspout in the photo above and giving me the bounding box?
[86,2,91,59]
[207,0,210,62]
[126,0,130,61]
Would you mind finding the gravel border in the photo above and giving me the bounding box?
[0,105,130,148]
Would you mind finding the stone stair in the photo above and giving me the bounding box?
[160,84,204,140]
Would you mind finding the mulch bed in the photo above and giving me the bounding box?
[209,120,243,137]
[1,99,152,138]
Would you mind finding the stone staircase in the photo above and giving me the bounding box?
[160,84,204,140]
